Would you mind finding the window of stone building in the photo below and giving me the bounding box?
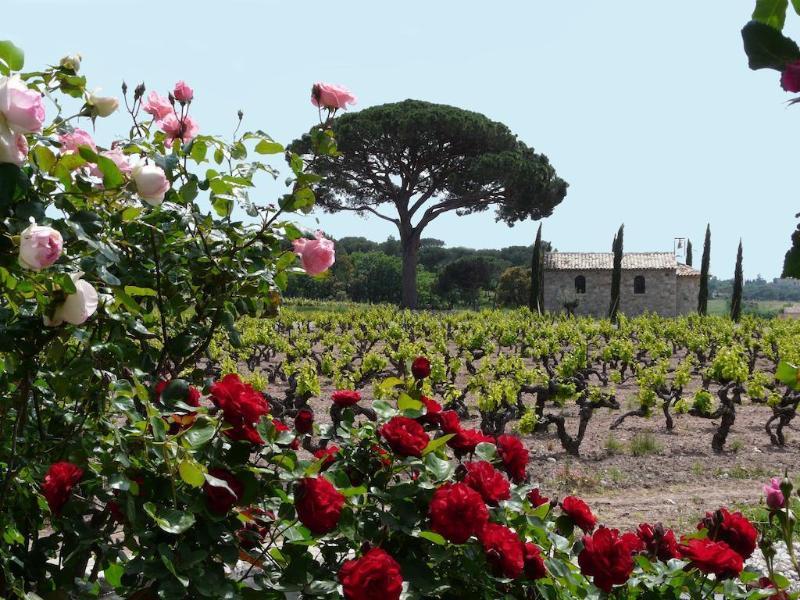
[634,275,646,294]
[575,275,586,294]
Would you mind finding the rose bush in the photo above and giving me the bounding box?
[0,41,794,600]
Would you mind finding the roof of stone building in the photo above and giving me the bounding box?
[676,263,701,277]
[543,252,678,271]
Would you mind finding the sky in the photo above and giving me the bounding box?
[5,0,799,279]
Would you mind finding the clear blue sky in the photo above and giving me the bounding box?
[6,0,799,279]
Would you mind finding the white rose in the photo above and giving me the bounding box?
[44,272,99,327]
[132,161,170,206]
[87,88,119,117]
[59,54,82,72]
[0,123,27,166]
[18,220,63,271]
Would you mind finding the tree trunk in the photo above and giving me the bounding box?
[400,230,421,309]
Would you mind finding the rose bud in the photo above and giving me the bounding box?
[294,408,314,434]
[44,272,98,326]
[173,80,194,103]
[59,54,82,72]
[293,231,335,276]
[18,220,63,271]
[411,356,431,380]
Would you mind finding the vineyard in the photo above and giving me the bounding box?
[209,303,800,526]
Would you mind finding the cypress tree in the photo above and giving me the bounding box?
[731,240,743,322]
[698,225,711,315]
[609,224,624,323]
[530,223,543,314]
[685,239,693,266]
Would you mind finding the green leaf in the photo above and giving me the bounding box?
[418,530,446,545]
[793,0,800,15]
[423,453,453,480]
[474,441,497,461]
[120,206,142,222]
[183,418,217,448]
[338,486,367,497]
[398,393,423,412]
[752,0,789,30]
[143,502,195,534]
[776,361,799,389]
[124,285,157,297]
[421,433,454,456]
[104,563,124,589]
[54,272,77,294]
[0,41,24,74]
[97,265,121,286]
[255,139,284,154]
[178,460,205,488]
[742,20,800,71]
[32,146,56,173]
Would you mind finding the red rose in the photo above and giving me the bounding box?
[698,508,758,559]
[313,445,340,471]
[339,547,403,600]
[496,434,529,483]
[636,523,680,562]
[463,461,511,505]
[439,410,462,434]
[679,538,743,579]
[332,389,361,407]
[782,60,800,93]
[429,482,488,544]
[42,461,83,515]
[527,488,549,508]
[294,408,314,434]
[411,356,431,379]
[578,526,637,593]
[417,395,442,426]
[447,428,493,456]
[210,374,269,444]
[479,523,525,579]
[379,416,430,458]
[203,468,244,514]
[561,496,597,532]
[295,476,345,535]
[523,542,547,580]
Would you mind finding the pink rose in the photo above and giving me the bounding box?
[311,83,356,110]
[59,128,96,153]
[132,161,170,206]
[142,91,173,121]
[18,221,63,271]
[0,125,27,166]
[89,147,133,179]
[293,231,335,275]
[764,477,786,511]
[781,60,800,93]
[0,76,45,133]
[45,272,99,326]
[173,81,193,103]
[160,114,199,146]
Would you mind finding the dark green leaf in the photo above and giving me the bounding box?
[742,20,800,71]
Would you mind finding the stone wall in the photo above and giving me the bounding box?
[543,269,678,317]
[676,276,700,315]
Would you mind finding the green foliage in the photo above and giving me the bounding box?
[698,225,711,315]
[609,224,623,322]
[496,266,531,308]
[731,241,744,322]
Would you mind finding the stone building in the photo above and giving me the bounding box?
[542,252,700,317]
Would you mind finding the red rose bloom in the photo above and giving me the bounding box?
[295,476,345,535]
[379,416,430,458]
[42,461,83,515]
[203,468,244,514]
[417,395,442,425]
[523,542,547,580]
[313,445,340,471]
[781,60,800,93]
[411,356,431,379]
[679,538,743,579]
[561,496,597,532]
[479,523,525,579]
[496,434,529,482]
[636,522,680,562]
[698,508,758,559]
[294,408,314,434]
[429,482,489,544]
[339,547,403,600]
[463,461,511,505]
[578,526,637,593]
[439,410,462,434]
[332,389,361,407]
[527,488,549,508]
[447,428,493,456]
[210,374,269,444]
